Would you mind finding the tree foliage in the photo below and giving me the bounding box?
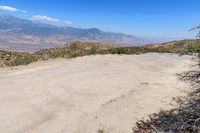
[189,25,200,38]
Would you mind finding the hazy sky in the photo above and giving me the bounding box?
[0,0,200,40]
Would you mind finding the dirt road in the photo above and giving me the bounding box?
[0,53,192,133]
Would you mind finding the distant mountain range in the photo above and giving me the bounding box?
[0,14,150,52]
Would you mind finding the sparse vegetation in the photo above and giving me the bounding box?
[0,41,116,67]
[1,39,200,67]
[0,51,39,67]
[35,41,117,59]
[133,81,200,132]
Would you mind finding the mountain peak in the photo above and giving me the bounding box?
[88,28,101,32]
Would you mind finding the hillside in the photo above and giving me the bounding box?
[1,39,200,67]
[145,39,200,53]
[0,41,118,67]
[35,41,118,59]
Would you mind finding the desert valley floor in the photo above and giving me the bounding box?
[0,53,193,133]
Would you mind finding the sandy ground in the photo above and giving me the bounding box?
[0,53,192,133]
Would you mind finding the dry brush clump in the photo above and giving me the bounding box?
[0,50,39,67]
[34,41,118,59]
[133,86,200,133]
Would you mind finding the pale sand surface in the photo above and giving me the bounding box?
[0,53,192,133]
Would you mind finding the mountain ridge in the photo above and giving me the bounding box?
[0,14,150,52]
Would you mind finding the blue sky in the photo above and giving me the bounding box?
[0,0,200,40]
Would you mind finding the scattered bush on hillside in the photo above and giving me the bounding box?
[1,40,200,67]
[0,51,39,67]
